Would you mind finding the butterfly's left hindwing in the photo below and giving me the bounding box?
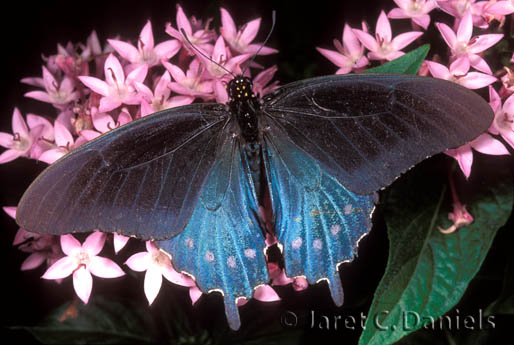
[263,127,376,305]
[158,134,269,330]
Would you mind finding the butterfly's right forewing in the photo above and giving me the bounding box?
[17,104,229,240]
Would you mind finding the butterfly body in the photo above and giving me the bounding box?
[227,76,261,144]
[16,73,494,330]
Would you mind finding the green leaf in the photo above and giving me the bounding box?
[358,156,513,345]
[16,296,158,344]
[364,44,429,75]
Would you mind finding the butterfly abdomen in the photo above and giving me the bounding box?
[242,143,267,206]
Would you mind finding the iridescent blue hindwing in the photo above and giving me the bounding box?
[157,135,269,330]
[263,130,376,305]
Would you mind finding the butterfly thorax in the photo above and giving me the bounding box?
[227,76,261,143]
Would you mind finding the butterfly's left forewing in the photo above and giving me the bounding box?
[17,104,229,240]
[158,131,269,330]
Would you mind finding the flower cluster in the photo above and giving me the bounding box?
[317,0,513,179]
[2,6,282,306]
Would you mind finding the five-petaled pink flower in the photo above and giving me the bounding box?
[135,71,194,116]
[425,55,497,89]
[436,11,503,74]
[125,241,196,305]
[42,232,125,304]
[79,54,148,112]
[446,133,509,178]
[108,20,180,70]
[220,8,277,55]
[38,121,86,164]
[0,108,45,164]
[388,0,437,30]
[489,87,514,149]
[437,0,490,28]
[317,24,369,74]
[163,59,214,99]
[353,11,423,61]
[165,5,216,55]
[24,66,79,108]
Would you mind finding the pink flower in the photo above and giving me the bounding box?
[253,66,280,96]
[500,67,514,97]
[108,20,180,69]
[486,0,514,15]
[489,87,514,149]
[437,0,490,28]
[163,59,213,99]
[135,71,194,116]
[26,114,55,159]
[42,232,125,304]
[90,108,132,134]
[388,0,437,30]
[317,24,369,74]
[38,120,86,164]
[425,56,497,89]
[0,108,44,164]
[165,5,215,55]
[446,133,509,178]
[113,233,130,254]
[3,207,58,270]
[78,54,148,112]
[268,262,293,286]
[436,11,503,74]
[197,36,251,80]
[236,285,280,307]
[125,241,196,305]
[353,11,423,61]
[439,201,474,233]
[24,66,78,107]
[220,8,277,55]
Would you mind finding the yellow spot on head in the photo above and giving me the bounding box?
[242,85,246,90]
[244,92,248,97]
[237,94,241,98]
[236,87,240,91]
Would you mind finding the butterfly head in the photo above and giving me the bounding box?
[227,76,256,103]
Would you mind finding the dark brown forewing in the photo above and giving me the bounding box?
[17,104,229,240]
[261,74,493,195]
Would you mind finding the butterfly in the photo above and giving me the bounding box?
[16,72,493,330]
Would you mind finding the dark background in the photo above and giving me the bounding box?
[1,1,511,344]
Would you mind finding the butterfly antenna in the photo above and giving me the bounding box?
[180,28,235,78]
[242,10,276,75]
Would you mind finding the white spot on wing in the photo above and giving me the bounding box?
[292,237,302,249]
[205,251,214,262]
[244,249,256,259]
[227,255,236,268]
